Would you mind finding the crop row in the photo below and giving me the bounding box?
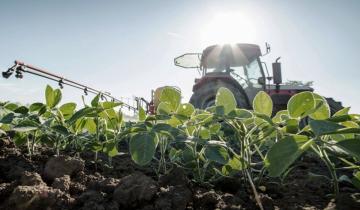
[0,85,359,208]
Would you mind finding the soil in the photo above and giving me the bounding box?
[0,138,359,210]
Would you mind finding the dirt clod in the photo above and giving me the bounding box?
[89,177,120,194]
[155,185,192,210]
[159,167,189,187]
[44,156,84,180]
[20,171,46,186]
[113,172,157,208]
[52,175,71,192]
[7,185,74,210]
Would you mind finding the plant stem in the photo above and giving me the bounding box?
[245,169,264,210]
[322,149,339,198]
[27,135,31,159]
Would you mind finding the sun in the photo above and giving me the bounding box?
[200,12,257,46]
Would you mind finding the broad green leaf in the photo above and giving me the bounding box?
[287,91,315,118]
[45,85,54,108]
[176,103,195,117]
[59,103,77,119]
[13,106,29,115]
[13,125,38,132]
[253,91,273,117]
[138,106,146,121]
[129,132,158,166]
[265,135,313,177]
[215,87,237,114]
[309,93,330,120]
[51,125,69,136]
[352,172,360,190]
[285,118,299,134]
[4,103,18,111]
[157,102,172,115]
[272,110,289,123]
[103,142,118,157]
[0,113,15,124]
[29,103,45,112]
[84,118,97,133]
[209,123,221,134]
[101,101,122,109]
[336,139,360,159]
[167,116,182,127]
[52,89,62,108]
[67,107,97,125]
[91,94,101,107]
[309,120,345,136]
[333,107,351,117]
[159,87,181,111]
[199,127,211,139]
[204,144,229,164]
[228,108,253,118]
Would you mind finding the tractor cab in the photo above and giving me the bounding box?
[175,43,313,112]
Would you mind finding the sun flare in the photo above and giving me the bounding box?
[200,12,257,46]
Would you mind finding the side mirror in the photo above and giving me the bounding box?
[272,57,282,85]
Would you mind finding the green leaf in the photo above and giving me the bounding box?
[157,102,172,115]
[309,93,330,120]
[209,123,221,134]
[272,110,289,123]
[138,106,146,121]
[101,101,122,109]
[0,113,15,124]
[4,103,18,111]
[29,103,45,112]
[204,143,229,164]
[228,108,253,118]
[103,141,119,157]
[199,127,211,139]
[52,89,62,108]
[215,87,237,114]
[14,106,29,115]
[129,132,158,166]
[91,94,101,107]
[351,172,360,190]
[13,120,39,132]
[265,135,313,177]
[45,85,54,108]
[309,120,345,136]
[51,125,69,136]
[176,103,195,117]
[285,118,299,134]
[67,107,97,125]
[159,87,181,111]
[253,91,273,117]
[287,91,315,119]
[59,103,77,119]
[84,118,97,133]
[336,139,360,159]
[334,107,351,117]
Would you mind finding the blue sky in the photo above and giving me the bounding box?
[0,0,359,112]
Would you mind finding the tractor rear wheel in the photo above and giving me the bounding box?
[189,81,250,110]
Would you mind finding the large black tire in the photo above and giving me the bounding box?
[189,80,250,110]
[326,98,343,115]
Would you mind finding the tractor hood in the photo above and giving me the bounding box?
[201,43,261,69]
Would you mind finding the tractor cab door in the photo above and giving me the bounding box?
[230,58,265,103]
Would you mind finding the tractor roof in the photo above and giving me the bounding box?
[201,43,261,69]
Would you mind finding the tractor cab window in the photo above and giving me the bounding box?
[230,59,264,89]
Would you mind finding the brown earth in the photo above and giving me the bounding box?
[0,138,359,210]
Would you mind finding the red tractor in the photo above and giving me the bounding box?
[174,43,342,114]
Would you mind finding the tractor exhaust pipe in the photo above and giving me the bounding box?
[272,57,282,92]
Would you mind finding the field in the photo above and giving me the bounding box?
[0,85,359,210]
